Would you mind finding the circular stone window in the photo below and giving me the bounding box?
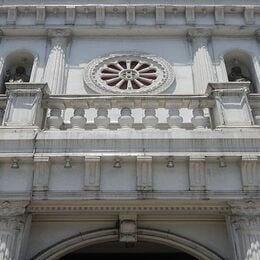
[84,53,175,94]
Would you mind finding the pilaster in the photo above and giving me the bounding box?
[136,156,152,191]
[188,156,206,191]
[0,201,30,260]
[228,201,260,260]
[84,156,101,191]
[44,29,72,94]
[240,156,259,192]
[188,28,216,94]
[33,155,50,191]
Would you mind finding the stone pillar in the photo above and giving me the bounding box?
[44,29,71,94]
[188,29,215,94]
[0,201,30,260]
[228,201,260,260]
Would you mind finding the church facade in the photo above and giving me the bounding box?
[0,0,260,259]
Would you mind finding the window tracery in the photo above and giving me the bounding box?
[84,53,175,94]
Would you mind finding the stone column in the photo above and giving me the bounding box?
[0,201,30,260]
[228,201,260,260]
[188,28,216,94]
[44,29,71,94]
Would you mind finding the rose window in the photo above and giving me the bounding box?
[84,54,175,94]
[100,61,157,90]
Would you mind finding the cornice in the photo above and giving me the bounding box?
[0,4,258,37]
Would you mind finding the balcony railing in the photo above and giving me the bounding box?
[0,82,258,131]
[43,95,214,131]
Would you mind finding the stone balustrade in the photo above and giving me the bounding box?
[44,95,214,131]
[0,82,259,131]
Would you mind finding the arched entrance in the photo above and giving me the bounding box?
[61,241,196,260]
[32,229,222,260]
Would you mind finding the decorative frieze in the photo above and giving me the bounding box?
[84,156,101,191]
[33,156,50,192]
[240,156,258,191]
[119,214,137,243]
[188,156,206,191]
[136,156,152,191]
[0,4,258,30]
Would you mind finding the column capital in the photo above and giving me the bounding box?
[47,28,72,38]
[187,28,212,42]
[0,200,29,217]
[228,200,260,218]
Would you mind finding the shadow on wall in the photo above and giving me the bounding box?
[1,51,34,94]
[224,50,257,93]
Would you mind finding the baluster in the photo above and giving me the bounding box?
[167,108,183,129]
[94,108,110,129]
[47,108,63,130]
[191,108,209,129]
[118,107,134,129]
[70,108,86,130]
[143,108,158,129]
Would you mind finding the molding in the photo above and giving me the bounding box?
[28,201,230,215]
[0,4,258,36]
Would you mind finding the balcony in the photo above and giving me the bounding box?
[0,81,259,132]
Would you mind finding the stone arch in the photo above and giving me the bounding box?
[1,49,38,93]
[32,228,223,260]
[221,48,258,92]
